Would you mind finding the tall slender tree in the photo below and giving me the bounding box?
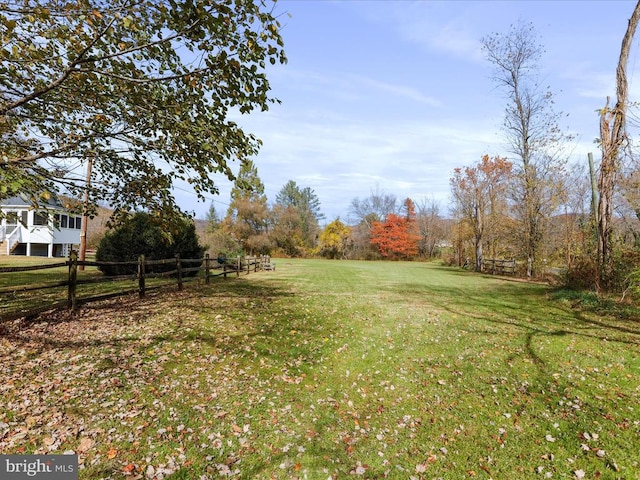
[275,180,324,222]
[206,202,222,232]
[482,21,570,278]
[273,180,324,253]
[416,197,446,259]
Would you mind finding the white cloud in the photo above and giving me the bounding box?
[360,1,497,64]
[227,104,503,220]
[349,74,443,107]
[425,23,485,62]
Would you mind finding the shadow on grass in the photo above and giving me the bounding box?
[2,278,330,373]
[386,279,640,377]
[398,278,638,333]
[385,276,640,433]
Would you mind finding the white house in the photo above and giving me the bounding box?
[0,195,83,257]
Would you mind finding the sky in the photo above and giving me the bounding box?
[176,0,640,224]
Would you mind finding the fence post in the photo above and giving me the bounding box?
[236,256,240,277]
[205,254,210,284]
[67,250,78,311]
[175,253,183,290]
[223,263,228,279]
[138,254,146,298]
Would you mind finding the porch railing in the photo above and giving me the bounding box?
[5,226,21,255]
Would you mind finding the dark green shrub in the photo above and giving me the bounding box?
[96,212,204,276]
[560,256,598,291]
[609,248,640,292]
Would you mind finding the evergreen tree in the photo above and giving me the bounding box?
[206,202,222,232]
[224,160,270,254]
[273,180,324,253]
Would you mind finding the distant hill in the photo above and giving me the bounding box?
[86,205,115,249]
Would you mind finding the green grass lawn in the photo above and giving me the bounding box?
[1,259,638,479]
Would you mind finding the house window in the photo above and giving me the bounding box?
[33,211,49,226]
[60,215,68,228]
[5,211,18,226]
[75,217,83,229]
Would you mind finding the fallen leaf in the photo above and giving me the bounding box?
[77,437,93,452]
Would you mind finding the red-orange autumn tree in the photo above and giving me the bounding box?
[370,198,420,259]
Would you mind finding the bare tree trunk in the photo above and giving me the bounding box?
[597,0,640,289]
[475,203,483,272]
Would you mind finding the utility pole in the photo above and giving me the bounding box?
[588,152,598,225]
[79,157,93,271]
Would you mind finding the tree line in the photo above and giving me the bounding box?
[201,162,450,262]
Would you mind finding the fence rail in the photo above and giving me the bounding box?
[482,258,516,275]
[0,253,273,322]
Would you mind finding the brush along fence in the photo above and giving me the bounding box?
[0,253,273,322]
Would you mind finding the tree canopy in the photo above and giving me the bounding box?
[273,180,323,253]
[450,155,512,271]
[370,198,419,260]
[0,0,286,221]
[317,217,350,259]
[275,180,324,222]
[349,185,397,229]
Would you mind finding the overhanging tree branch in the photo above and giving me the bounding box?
[0,16,117,115]
[1,0,287,223]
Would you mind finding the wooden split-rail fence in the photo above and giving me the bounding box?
[0,253,274,322]
[482,258,516,275]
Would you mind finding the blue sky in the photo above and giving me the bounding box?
[179,0,640,223]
